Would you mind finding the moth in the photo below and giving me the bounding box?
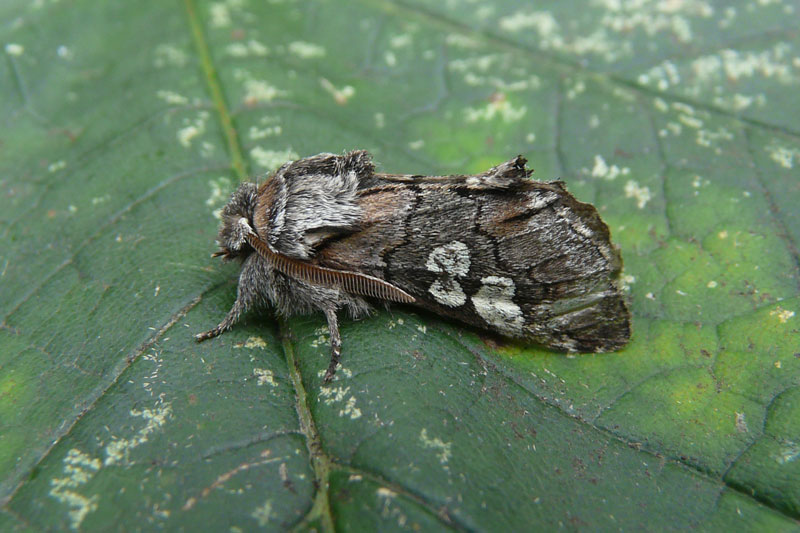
[197,150,630,381]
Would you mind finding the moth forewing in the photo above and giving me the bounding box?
[321,173,629,353]
[197,150,630,382]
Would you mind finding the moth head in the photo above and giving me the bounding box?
[213,182,259,260]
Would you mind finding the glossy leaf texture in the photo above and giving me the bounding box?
[1,0,799,530]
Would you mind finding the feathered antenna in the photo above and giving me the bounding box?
[238,218,415,304]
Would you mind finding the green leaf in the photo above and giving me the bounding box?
[2,0,799,530]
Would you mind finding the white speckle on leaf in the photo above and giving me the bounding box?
[341,396,362,419]
[250,147,298,171]
[49,449,102,530]
[664,121,683,137]
[5,43,24,56]
[288,41,326,58]
[104,403,172,466]
[638,60,681,90]
[254,368,277,387]
[178,125,201,147]
[678,114,703,129]
[57,45,72,59]
[735,412,748,433]
[408,139,425,150]
[589,155,629,180]
[501,10,612,57]
[156,90,189,105]
[692,44,795,84]
[624,180,652,209]
[240,336,267,349]
[209,2,231,27]
[243,79,286,104]
[620,274,635,292]
[770,307,795,323]
[66,449,101,472]
[48,160,67,172]
[249,124,281,140]
[731,93,755,110]
[471,276,524,335]
[226,39,269,57]
[319,386,361,419]
[707,280,718,288]
[566,80,586,100]
[775,441,800,464]
[696,126,734,148]
[598,0,712,44]
[419,428,452,466]
[91,195,110,206]
[319,78,355,104]
[499,11,559,35]
[310,326,329,348]
[591,155,609,178]
[390,34,412,48]
[252,500,273,526]
[206,177,232,208]
[719,6,737,27]
[320,385,349,404]
[449,51,541,92]
[446,33,480,48]
[765,142,800,169]
[153,44,187,68]
[177,111,208,148]
[464,94,526,123]
[449,54,499,73]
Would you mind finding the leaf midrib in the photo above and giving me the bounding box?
[183,0,337,530]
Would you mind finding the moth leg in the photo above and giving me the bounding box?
[322,307,342,383]
[195,295,248,342]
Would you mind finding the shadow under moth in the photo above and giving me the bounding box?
[197,151,631,381]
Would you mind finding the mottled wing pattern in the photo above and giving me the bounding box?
[316,159,630,352]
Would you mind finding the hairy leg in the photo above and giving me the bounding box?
[196,255,262,342]
[322,307,342,383]
[195,295,247,342]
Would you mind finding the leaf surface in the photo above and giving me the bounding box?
[1,0,799,530]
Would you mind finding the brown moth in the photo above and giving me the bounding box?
[197,150,630,381]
